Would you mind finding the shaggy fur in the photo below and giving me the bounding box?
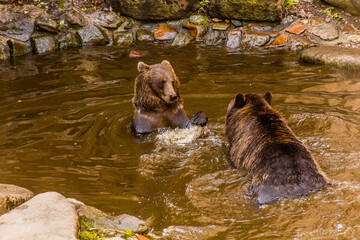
[226,92,329,204]
[132,60,208,134]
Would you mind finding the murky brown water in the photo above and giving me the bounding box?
[1,44,360,239]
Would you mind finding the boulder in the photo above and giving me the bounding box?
[77,204,148,233]
[226,28,242,48]
[110,0,197,20]
[136,29,154,42]
[7,39,31,56]
[209,0,283,22]
[76,24,109,46]
[66,9,89,27]
[113,31,134,46]
[203,28,226,46]
[57,31,82,49]
[171,33,192,47]
[0,192,79,240]
[1,19,34,42]
[299,46,360,71]
[88,11,123,29]
[36,15,59,33]
[0,184,34,215]
[242,30,277,48]
[154,25,177,41]
[31,36,57,54]
[183,24,207,39]
[322,0,360,15]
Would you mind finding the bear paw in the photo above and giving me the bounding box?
[190,111,208,127]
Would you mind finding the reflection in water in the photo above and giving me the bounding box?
[1,45,360,238]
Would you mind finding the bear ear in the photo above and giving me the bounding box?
[234,93,246,109]
[161,60,173,68]
[137,62,150,73]
[263,91,272,105]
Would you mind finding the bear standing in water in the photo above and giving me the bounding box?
[132,60,208,134]
[226,92,329,204]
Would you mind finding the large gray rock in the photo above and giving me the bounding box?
[203,28,226,46]
[322,0,360,15]
[88,11,123,29]
[110,0,198,20]
[0,192,79,240]
[76,24,109,46]
[0,184,34,215]
[171,33,192,47]
[300,46,360,71]
[209,0,283,21]
[0,19,34,42]
[308,24,339,41]
[36,15,59,33]
[31,36,57,54]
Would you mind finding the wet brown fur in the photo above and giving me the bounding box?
[132,60,191,134]
[226,92,329,204]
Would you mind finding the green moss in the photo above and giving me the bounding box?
[57,0,65,9]
[79,218,107,240]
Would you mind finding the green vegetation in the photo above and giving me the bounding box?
[199,0,210,14]
[332,12,343,20]
[319,6,334,15]
[79,218,107,240]
[285,0,296,9]
[59,20,65,30]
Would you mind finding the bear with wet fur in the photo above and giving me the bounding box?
[132,60,208,134]
[225,92,329,204]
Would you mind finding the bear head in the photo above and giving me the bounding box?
[226,92,272,115]
[133,60,182,111]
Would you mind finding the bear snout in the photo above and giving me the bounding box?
[170,94,178,101]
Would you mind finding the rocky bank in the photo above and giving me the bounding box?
[0,0,359,70]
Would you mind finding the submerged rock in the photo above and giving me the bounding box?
[163,225,229,240]
[171,33,192,47]
[88,11,123,29]
[0,192,79,240]
[77,24,109,46]
[113,31,134,46]
[308,24,339,41]
[77,204,148,233]
[209,0,283,21]
[31,36,57,54]
[0,184,34,215]
[111,0,197,20]
[36,15,59,33]
[300,46,360,71]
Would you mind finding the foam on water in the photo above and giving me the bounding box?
[155,125,205,146]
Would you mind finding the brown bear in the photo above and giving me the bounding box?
[226,92,329,204]
[132,60,208,134]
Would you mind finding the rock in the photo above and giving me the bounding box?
[299,46,360,71]
[76,24,109,46]
[113,31,133,46]
[285,22,307,35]
[183,24,207,39]
[341,24,358,34]
[31,36,57,54]
[136,29,154,42]
[153,25,177,41]
[111,0,197,20]
[36,15,59,33]
[7,39,31,56]
[88,11,122,29]
[322,0,360,16]
[1,19,34,42]
[242,30,276,48]
[189,14,208,25]
[0,38,10,60]
[310,19,326,26]
[77,204,148,233]
[0,192,79,240]
[129,50,149,58]
[230,19,242,27]
[163,225,229,240]
[267,33,289,48]
[226,28,242,48]
[58,31,82,49]
[171,33,192,47]
[288,35,317,50]
[66,9,89,27]
[203,28,226,46]
[212,22,230,31]
[209,0,283,22]
[308,23,339,40]
[0,184,34,215]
